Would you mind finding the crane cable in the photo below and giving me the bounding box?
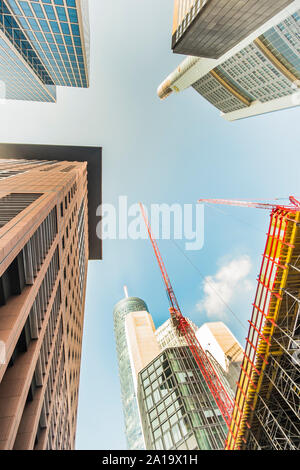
[169,201,277,332]
[171,239,248,333]
[207,204,265,234]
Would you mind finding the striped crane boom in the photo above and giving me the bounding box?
[198,196,300,213]
[139,202,234,430]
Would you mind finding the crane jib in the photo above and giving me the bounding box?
[139,202,235,433]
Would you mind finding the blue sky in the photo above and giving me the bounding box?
[0,0,299,450]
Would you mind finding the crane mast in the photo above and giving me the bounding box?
[139,203,234,429]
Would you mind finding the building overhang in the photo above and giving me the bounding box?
[0,143,102,260]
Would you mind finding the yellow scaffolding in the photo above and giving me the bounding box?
[226,210,300,450]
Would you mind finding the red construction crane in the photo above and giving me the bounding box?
[198,196,300,213]
[139,202,234,429]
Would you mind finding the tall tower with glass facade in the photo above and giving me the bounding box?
[0,0,90,102]
[121,306,236,450]
[158,1,300,120]
[113,295,147,450]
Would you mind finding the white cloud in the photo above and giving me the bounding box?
[196,255,253,319]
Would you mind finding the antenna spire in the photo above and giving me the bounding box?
[123,285,129,298]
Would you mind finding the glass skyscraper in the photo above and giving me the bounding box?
[113,296,147,450]
[158,4,300,120]
[191,11,300,114]
[137,346,228,450]
[0,0,89,102]
[114,296,242,450]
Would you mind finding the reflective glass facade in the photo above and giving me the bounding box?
[0,32,56,100]
[216,43,293,102]
[0,0,89,101]
[172,0,294,59]
[137,346,227,450]
[113,297,147,450]
[192,71,249,114]
[262,11,300,80]
[192,9,300,114]
[0,0,53,83]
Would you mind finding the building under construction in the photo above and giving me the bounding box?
[139,198,300,450]
[225,205,300,450]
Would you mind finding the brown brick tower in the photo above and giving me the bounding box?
[0,147,101,450]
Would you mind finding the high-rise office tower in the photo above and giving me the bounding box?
[137,346,227,450]
[0,0,90,102]
[123,308,235,450]
[158,1,300,120]
[0,144,102,450]
[227,209,300,450]
[196,322,243,395]
[155,317,198,351]
[113,294,147,450]
[172,1,294,59]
